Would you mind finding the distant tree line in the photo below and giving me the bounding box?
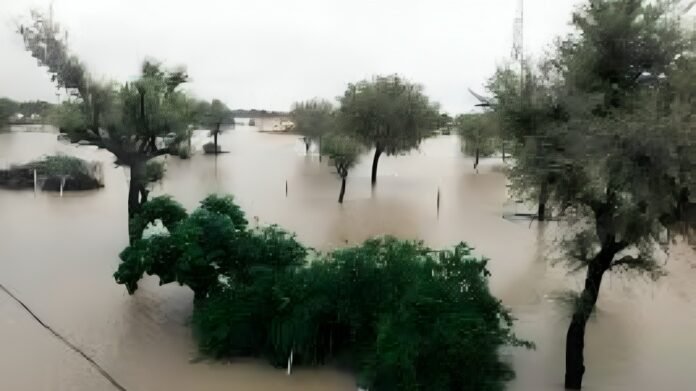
[230,109,289,118]
[0,97,53,125]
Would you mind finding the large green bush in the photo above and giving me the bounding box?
[115,194,530,391]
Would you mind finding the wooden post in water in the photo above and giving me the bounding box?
[33,169,37,196]
[437,187,441,218]
[285,180,288,197]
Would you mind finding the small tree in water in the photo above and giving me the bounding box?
[198,99,234,154]
[290,99,335,154]
[338,75,440,186]
[320,133,364,203]
[455,112,500,171]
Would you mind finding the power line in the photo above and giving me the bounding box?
[0,283,127,391]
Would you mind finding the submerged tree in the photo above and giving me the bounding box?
[488,65,568,221]
[489,0,696,388]
[17,9,212,239]
[338,75,440,186]
[320,133,363,203]
[455,112,500,170]
[198,99,234,154]
[290,99,335,154]
[105,61,193,219]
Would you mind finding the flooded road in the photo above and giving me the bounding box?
[0,125,695,390]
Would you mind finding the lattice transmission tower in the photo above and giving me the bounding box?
[512,0,524,90]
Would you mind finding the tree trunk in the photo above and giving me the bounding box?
[92,106,100,134]
[564,249,614,389]
[127,161,147,242]
[305,140,311,154]
[502,142,506,163]
[371,147,383,186]
[128,175,140,218]
[538,179,549,222]
[474,147,480,170]
[214,123,220,155]
[338,177,346,203]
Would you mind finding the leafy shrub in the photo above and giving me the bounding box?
[25,155,89,177]
[202,142,220,154]
[115,194,530,391]
[0,155,103,190]
[47,101,88,137]
[145,160,166,183]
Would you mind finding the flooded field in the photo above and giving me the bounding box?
[0,125,695,390]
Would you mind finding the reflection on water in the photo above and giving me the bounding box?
[0,125,695,390]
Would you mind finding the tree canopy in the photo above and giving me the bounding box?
[337,75,440,185]
[455,112,500,169]
[17,9,224,229]
[290,99,335,153]
[197,98,235,154]
[320,133,364,203]
[487,0,696,388]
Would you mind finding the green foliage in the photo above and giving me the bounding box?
[128,195,187,243]
[24,155,89,177]
[0,98,18,126]
[115,194,530,391]
[196,98,234,150]
[200,194,248,229]
[558,0,686,109]
[320,133,364,179]
[291,99,335,147]
[17,10,234,221]
[338,75,440,155]
[114,239,150,294]
[487,4,696,386]
[19,10,88,95]
[488,0,696,268]
[144,160,165,183]
[456,112,500,157]
[0,98,51,126]
[47,102,88,136]
[196,99,234,129]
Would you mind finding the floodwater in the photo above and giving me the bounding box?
[0,124,695,391]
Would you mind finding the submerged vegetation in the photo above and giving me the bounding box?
[0,155,102,191]
[4,1,696,390]
[114,193,532,390]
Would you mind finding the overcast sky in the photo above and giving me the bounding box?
[0,0,581,114]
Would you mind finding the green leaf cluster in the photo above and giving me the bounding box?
[115,194,531,391]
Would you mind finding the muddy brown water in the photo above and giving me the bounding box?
[0,125,694,390]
